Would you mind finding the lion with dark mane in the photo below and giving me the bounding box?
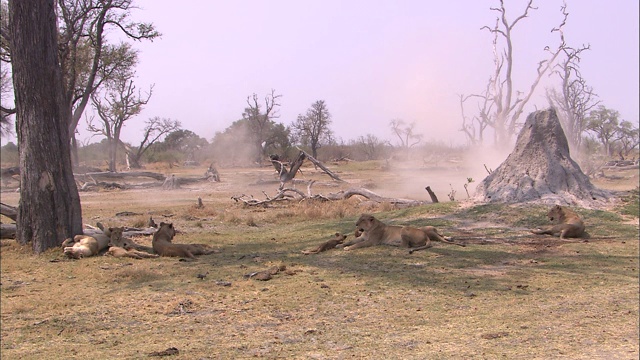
[343,214,464,253]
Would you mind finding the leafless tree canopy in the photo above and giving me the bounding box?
[0,0,160,164]
[88,70,153,172]
[460,0,569,147]
[243,89,283,163]
[545,8,599,153]
[123,116,181,168]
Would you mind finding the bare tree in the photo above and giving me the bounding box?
[459,85,492,146]
[460,0,568,147]
[60,0,159,164]
[390,119,422,158]
[0,0,160,164]
[123,116,181,168]
[292,100,333,158]
[8,0,83,253]
[354,134,387,161]
[243,89,282,163]
[88,71,152,172]
[546,7,599,153]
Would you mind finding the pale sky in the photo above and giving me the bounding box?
[4,0,640,147]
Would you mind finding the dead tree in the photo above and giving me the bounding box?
[88,71,153,172]
[546,6,599,152]
[425,186,439,203]
[270,150,344,189]
[270,152,306,184]
[162,174,180,189]
[244,90,282,163]
[205,164,220,182]
[300,149,343,182]
[460,0,569,146]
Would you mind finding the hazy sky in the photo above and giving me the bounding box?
[5,0,640,147]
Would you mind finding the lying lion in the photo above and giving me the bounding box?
[301,232,348,255]
[108,226,155,253]
[152,222,217,258]
[531,205,585,239]
[105,246,159,259]
[62,233,110,259]
[343,214,465,253]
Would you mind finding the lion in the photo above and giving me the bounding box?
[343,214,465,253]
[152,222,217,258]
[108,226,154,253]
[105,246,159,259]
[531,205,585,239]
[62,232,110,259]
[301,232,348,255]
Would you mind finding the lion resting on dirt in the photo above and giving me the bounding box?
[531,205,585,239]
[343,214,464,253]
[301,232,347,254]
[105,246,159,259]
[62,233,110,259]
[108,226,155,253]
[152,222,217,258]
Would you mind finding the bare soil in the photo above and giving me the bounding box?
[1,161,638,359]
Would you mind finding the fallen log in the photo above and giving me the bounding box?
[74,171,167,181]
[232,187,428,207]
[297,148,344,182]
[1,223,16,239]
[1,202,18,221]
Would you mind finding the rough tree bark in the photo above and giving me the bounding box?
[9,0,83,253]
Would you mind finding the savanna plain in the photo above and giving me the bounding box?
[1,160,638,359]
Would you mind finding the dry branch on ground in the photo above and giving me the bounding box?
[232,185,428,207]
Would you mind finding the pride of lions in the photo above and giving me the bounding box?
[61,205,585,260]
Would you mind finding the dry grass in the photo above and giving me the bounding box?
[1,162,638,359]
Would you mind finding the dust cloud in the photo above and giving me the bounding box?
[371,145,511,203]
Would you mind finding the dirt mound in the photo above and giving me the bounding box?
[474,109,610,207]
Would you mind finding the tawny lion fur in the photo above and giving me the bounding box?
[62,233,110,259]
[105,246,159,259]
[301,232,348,254]
[343,214,464,253]
[152,222,217,258]
[531,205,585,239]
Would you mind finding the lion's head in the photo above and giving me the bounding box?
[547,205,566,222]
[157,222,176,240]
[355,214,380,233]
[333,232,347,244]
[108,227,127,247]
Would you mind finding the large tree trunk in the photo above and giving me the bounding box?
[9,0,83,253]
[108,138,117,172]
